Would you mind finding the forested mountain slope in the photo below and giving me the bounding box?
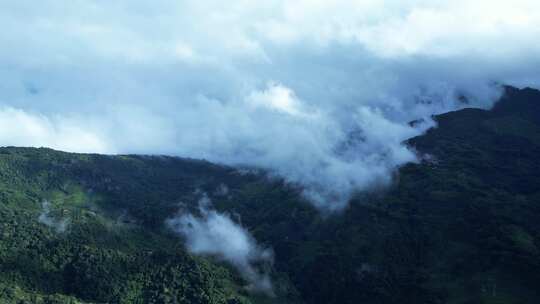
[1,86,539,304]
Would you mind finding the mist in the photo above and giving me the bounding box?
[38,200,70,233]
[1,1,540,209]
[167,194,273,293]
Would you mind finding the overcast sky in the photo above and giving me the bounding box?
[1,1,540,210]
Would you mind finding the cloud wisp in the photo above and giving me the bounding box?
[167,194,274,293]
[38,200,70,233]
[1,1,540,209]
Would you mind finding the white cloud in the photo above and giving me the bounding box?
[247,83,315,117]
[0,107,111,153]
[38,200,70,233]
[167,194,273,293]
[1,1,539,210]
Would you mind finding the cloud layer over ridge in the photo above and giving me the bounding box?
[1,1,540,209]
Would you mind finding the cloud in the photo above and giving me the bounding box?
[167,194,273,293]
[0,107,111,153]
[247,83,317,118]
[1,1,540,210]
[38,200,70,233]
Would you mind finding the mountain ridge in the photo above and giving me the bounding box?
[0,85,539,303]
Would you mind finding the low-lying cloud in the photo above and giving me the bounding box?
[1,1,540,209]
[38,200,70,233]
[167,194,273,293]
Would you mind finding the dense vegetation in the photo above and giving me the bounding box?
[0,152,266,303]
[0,86,539,303]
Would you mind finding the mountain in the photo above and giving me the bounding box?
[1,86,540,304]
